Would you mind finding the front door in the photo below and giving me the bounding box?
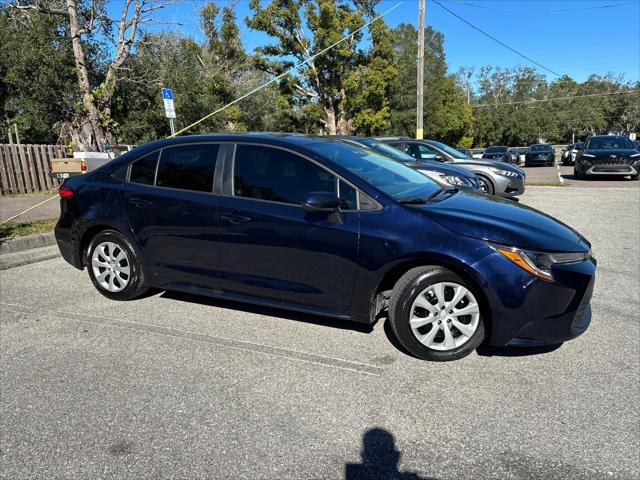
[217,144,360,311]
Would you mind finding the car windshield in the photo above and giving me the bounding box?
[426,140,469,159]
[586,137,634,149]
[485,146,507,153]
[309,141,440,201]
[356,138,415,162]
[529,145,551,152]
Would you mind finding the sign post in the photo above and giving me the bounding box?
[162,88,176,135]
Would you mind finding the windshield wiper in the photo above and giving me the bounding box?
[426,186,459,201]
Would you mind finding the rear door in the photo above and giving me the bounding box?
[216,143,360,311]
[119,143,223,288]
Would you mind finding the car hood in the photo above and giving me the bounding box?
[418,191,589,252]
[406,160,475,178]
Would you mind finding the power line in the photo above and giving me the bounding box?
[431,0,562,77]
[454,0,638,14]
[471,89,639,107]
[170,2,403,137]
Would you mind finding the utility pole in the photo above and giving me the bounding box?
[14,124,20,145]
[416,0,425,139]
[6,119,13,144]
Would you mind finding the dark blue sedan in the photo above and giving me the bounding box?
[55,134,596,361]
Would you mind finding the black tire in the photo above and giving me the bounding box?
[476,175,494,195]
[630,174,639,181]
[86,229,148,300]
[388,266,486,361]
[574,165,582,179]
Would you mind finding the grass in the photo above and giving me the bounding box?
[0,218,57,240]
[526,181,569,187]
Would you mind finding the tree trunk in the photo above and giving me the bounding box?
[324,100,337,135]
[66,0,110,151]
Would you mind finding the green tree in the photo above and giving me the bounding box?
[387,23,473,146]
[246,0,394,135]
[0,9,78,143]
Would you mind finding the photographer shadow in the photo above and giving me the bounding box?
[345,428,436,480]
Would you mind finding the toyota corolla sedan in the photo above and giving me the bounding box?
[574,135,640,180]
[55,134,595,361]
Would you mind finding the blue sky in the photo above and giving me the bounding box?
[113,0,640,83]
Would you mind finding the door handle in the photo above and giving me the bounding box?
[221,211,252,224]
[127,197,152,207]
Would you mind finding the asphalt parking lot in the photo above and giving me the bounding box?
[1,185,639,479]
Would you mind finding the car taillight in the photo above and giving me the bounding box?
[58,186,74,199]
[81,161,87,173]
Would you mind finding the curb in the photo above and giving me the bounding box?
[0,245,61,271]
[0,232,56,255]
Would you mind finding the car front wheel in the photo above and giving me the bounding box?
[87,230,148,300]
[476,175,494,195]
[388,266,486,361]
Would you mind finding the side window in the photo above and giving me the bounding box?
[234,145,336,205]
[156,144,219,192]
[393,143,418,161]
[129,151,159,185]
[112,164,129,181]
[417,144,437,160]
[338,179,357,210]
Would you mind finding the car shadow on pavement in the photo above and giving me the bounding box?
[381,314,563,360]
[345,428,435,480]
[476,343,563,357]
[159,290,375,333]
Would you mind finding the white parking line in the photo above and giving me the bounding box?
[556,159,565,184]
[1,302,385,376]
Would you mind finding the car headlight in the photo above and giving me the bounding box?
[490,243,590,281]
[488,167,519,177]
[440,175,468,186]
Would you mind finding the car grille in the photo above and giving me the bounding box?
[595,156,627,165]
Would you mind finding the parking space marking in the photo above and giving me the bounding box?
[556,159,565,184]
[0,302,385,376]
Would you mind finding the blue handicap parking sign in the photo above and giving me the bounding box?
[162,88,173,100]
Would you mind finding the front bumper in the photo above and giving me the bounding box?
[584,165,638,175]
[475,251,596,347]
[495,174,525,197]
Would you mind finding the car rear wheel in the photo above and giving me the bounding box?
[388,266,486,361]
[476,175,494,195]
[87,230,148,300]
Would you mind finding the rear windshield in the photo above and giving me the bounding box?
[585,137,633,150]
[308,141,440,201]
[485,146,507,153]
[529,145,552,152]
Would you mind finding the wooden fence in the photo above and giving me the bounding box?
[0,144,70,196]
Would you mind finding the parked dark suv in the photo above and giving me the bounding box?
[574,135,640,180]
[56,134,596,361]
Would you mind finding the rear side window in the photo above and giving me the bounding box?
[156,144,219,192]
[129,151,159,185]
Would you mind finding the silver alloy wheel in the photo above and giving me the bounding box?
[91,241,131,293]
[409,282,480,351]
[477,177,490,193]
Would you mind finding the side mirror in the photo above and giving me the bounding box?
[302,191,341,213]
[433,155,444,161]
